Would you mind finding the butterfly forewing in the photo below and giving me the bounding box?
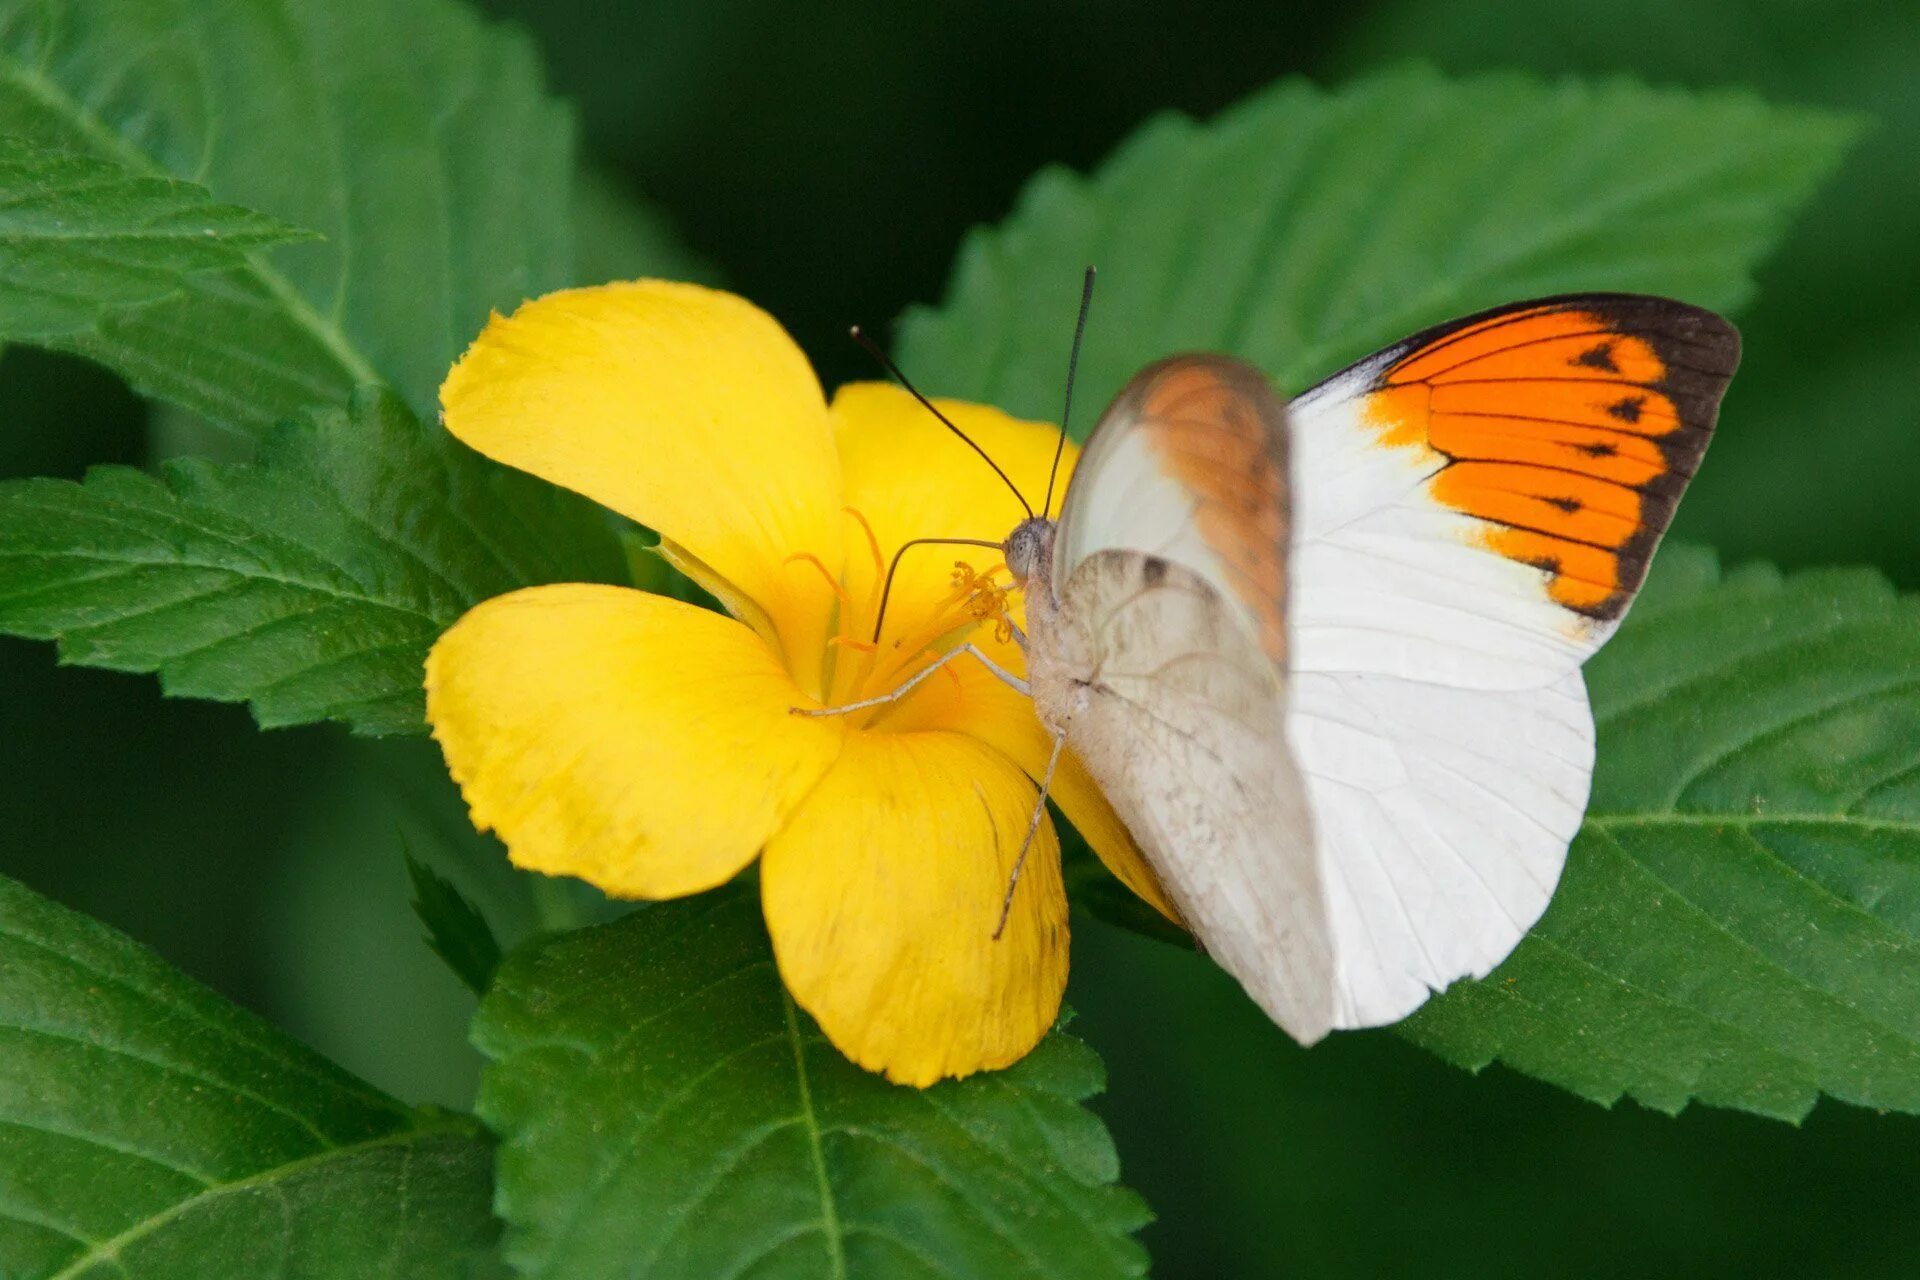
[1055,355,1294,664]
[1288,293,1738,689]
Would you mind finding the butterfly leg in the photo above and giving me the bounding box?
[792,643,1030,718]
[992,730,1066,940]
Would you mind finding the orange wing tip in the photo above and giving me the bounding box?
[1358,294,1737,622]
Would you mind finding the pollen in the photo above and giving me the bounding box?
[954,562,1017,648]
[946,559,1009,623]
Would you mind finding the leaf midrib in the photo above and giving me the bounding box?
[1588,812,1920,835]
[39,1123,465,1280]
[0,547,445,632]
[0,913,398,1114]
[781,988,847,1280]
[0,51,382,388]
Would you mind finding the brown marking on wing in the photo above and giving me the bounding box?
[1356,295,1738,620]
[1133,357,1292,663]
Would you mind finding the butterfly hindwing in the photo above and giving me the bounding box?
[1291,668,1594,1026]
[1046,547,1337,1043]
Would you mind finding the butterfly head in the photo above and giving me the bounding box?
[1002,516,1054,587]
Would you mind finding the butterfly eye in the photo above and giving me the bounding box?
[1003,524,1042,582]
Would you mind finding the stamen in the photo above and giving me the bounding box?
[842,507,887,593]
[855,561,1011,705]
[921,649,965,694]
[825,539,1036,721]
[783,552,853,605]
[832,510,890,701]
[857,565,984,698]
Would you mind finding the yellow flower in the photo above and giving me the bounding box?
[426,280,1174,1086]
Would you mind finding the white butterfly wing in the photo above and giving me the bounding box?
[1052,300,1734,1031]
[1292,668,1593,1026]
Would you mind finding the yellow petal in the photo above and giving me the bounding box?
[441,281,843,695]
[425,584,843,898]
[762,730,1068,1086]
[830,381,1066,651]
[885,649,1182,925]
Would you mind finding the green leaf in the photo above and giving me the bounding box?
[405,842,504,998]
[0,0,575,428]
[0,871,496,1278]
[1060,836,1188,951]
[1402,545,1920,1120]
[472,884,1151,1280]
[0,387,624,735]
[0,140,310,338]
[896,68,1856,429]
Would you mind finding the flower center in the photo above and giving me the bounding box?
[787,508,1017,728]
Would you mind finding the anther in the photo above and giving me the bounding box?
[961,571,1011,627]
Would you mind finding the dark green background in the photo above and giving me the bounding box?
[4,2,1916,1275]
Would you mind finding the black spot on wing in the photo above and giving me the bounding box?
[1606,395,1645,423]
[1571,341,1620,372]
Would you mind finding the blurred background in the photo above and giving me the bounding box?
[4,1,1917,1275]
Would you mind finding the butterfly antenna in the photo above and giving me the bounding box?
[1042,265,1097,519]
[850,326,1033,518]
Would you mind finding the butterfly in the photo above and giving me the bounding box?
[837,277,1739,1043]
